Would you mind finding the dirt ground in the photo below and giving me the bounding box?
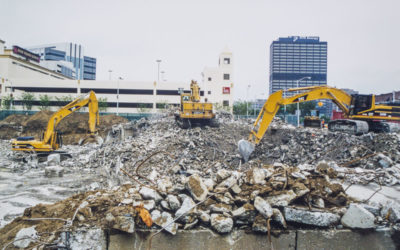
[0,111,128,144]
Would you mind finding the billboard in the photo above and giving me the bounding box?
[12,46,40,63]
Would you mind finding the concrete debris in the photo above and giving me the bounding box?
[341,204,375,229]
[252,214,269,233]
[67,228,107,250]
[47,153,61,166]
[139,187,162,203]
[44,165,64,177]
[284,207,341,227]
[186,174,208,202]
[254,196,273,218]
[210,214,233,233]
[151,210,178,235]
[13,226,37,248]
[232,203,257,225]
[0,115,400,247]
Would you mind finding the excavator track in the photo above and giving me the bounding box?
[328,119,369,135]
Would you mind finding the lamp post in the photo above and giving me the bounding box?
[161,71,165,81]
[295,76,311,127]
[117,77,123,115]
[156,59,162,82]
[246,84,251,117]
[108,70,112,80]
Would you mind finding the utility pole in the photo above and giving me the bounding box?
[295,76,311,127]
[117,77,123,115]
[156,59,162,82]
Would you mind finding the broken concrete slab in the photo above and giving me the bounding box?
[186,174,208,202]
[254,196,273,218]
[139,187,162,203]
[284,207,340,227]
[341,204,375,229]
[151,210,178,235]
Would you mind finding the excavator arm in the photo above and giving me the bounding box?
[11,91,101,152]
[239,86,352,161]
[43,91,99,144]
[248,86,352,144]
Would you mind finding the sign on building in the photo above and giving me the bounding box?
[222,87,230,94]
[12,46,40,63]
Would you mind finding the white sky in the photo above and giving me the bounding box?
[1,0,399,100]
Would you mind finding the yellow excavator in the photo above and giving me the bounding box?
[175,80,218,128]
[238,85,400,161]
[11,90,102,153]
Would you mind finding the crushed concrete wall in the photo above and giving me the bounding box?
[108,229,398,250]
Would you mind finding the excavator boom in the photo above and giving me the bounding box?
[239,86,400,161]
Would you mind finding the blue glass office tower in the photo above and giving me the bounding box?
[269,36,331,117]
[28,43,96,80]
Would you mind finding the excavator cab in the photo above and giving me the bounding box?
[349,94,373,116]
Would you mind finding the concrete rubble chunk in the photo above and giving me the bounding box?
[210,203,232,213]
[166,194,181,211]
[175,197,197,223]
[232,203,257,225]
[139,187,162,203]
[284,207,340,227]
[254,196,273,218]
[113,215,135,233]
[252,214,269,233]
[248,167,266,185]
[151,210,178,235]
[186,174,208,202]
[341,204,375,229]
[272,208,287,228]
[44,165,64,177]
[389,204,400,223]
[47,153,60,166]
[265,190,297,207]
[133,200,155,211]
[14,226,37,248]
[210,214,233,233]
[216,169,231,182]
[198,210,210,224]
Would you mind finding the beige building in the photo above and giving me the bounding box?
[0,39,234,113]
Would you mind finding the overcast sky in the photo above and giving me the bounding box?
[1,0,399,100]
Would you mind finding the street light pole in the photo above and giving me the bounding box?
[156,59,162,82]
[117,77,123,115]
[108,70,112,80]
[246,85,251,117]
[296,76,311,127]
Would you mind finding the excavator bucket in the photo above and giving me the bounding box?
[238,139,255,162]
[78,135,104,146]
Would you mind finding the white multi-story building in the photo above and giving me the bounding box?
[202,48,234,112]
[0,39,234,114]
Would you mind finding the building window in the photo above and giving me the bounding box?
[223,100,229,106]
[208,91,211,95]
[208,77,212,81]
[223,74,230,80]
[223,58,230,64]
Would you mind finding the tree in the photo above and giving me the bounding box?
[137,103,151,113]
[233,101,252,115]
[21,92,35,110]
[281,101,316,117]
[39,94,52,111]
[55,95,73,106]
[2,94,14,110]
[98,97,108,112]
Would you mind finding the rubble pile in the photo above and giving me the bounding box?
[1,116,400,248]
[0,111,128,144]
